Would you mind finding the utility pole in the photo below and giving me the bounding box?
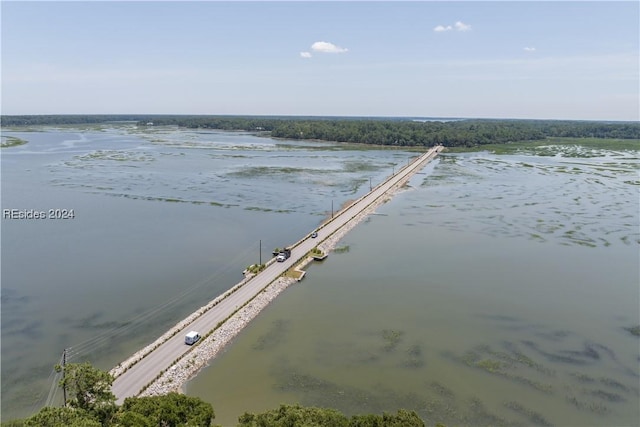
[331,200,334,218]
[259,240,262,265]
[62,348,67,407]
[369,177,372,191]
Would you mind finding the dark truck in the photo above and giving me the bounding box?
[276,247,292,262]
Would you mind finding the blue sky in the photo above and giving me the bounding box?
[2,1,638,120]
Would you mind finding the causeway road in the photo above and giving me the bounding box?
[111,145,443,403]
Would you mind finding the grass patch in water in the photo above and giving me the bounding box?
[381,329,404,352]
[76,150,154,162]
[402,344,425,369]
[587,389,626,403]
[272,364,424,417]
[504,401,553,426]
[229,165,325,178]
[449,137,639,156]
[453,344,555,394]
[570,372,596,383]
[565,394,610,414]
[245,206,273,212]
[333,245,350,254]
[476,359,503,373]
[252,319,291,351]
[342,160,381,173]
[599,378,632,393]
[624,325,640,337]
[1,136,28,148]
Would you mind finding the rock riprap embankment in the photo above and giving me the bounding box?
[139,187,398,396]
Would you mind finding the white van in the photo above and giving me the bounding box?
[184,331,200,345]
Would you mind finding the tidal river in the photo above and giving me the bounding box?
[1,128,638,426]
[0,125,415,421]
[186,145,640,426]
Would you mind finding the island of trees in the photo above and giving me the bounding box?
[2,363,433,427]
[2,115,638,148]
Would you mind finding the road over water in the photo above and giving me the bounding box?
[111,145,443,402]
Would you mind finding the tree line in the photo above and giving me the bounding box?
[1,362,432,427]
[2,115,638,147]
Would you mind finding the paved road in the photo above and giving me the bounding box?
[111,145,442,402]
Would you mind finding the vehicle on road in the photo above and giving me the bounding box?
[311,232,318,238]
[185,331,200,345]
[276,247,291,262]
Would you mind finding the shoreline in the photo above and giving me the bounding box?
[138,183,402,398]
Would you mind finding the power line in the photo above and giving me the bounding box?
[65,243,258,359]
[41,353,64,409]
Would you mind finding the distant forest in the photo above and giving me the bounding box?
[2,115,639,147]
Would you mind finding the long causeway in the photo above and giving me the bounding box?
[111,145,443,402]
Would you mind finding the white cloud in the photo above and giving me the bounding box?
[524,47,536,52]
[433,25,452,32]
[311,41,348,54]
[454,21,472,32]
[435,21,471,32]
[300,51,312,58]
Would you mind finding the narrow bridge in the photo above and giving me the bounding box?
[111,145,443,402]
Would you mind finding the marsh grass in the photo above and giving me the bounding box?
[0,136,28,148]
[381,329,404,352]
[624,325,640,337]
[447,137,639,155]
[504,401,553,426]
[74,150,154,163]
[252,319,290,351]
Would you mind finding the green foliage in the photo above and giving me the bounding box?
[112,411,153,427]
[4,363,438,427]
[246,264,266,274]
[381,330,404,352]
[0,420,26,427]
[56,362,116,419]
[2,115,638,147]
[624,325,640,337]
[237,404,425,427]
[0,136,27,147]
[348,410,425,427]
[333,245,350,254]
[238,404,347,427]
[139,116,639,146]
[117,393,214,427]
[310,247,325,258]
[22,407,101,427]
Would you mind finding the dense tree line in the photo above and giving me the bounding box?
[1,363,214,427]
[1,363,437,427]
[238,405,428,427]
[0,115,152,126]
[2,115,638,147]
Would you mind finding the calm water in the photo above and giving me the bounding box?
[186,147,640,426]
[1,125,413,421]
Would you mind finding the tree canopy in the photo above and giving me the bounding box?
[3,363,441,427]
[22,407,101,427]
[237,404,426,427]
[56,362,116,414]
[116,393,215,427]
[2,115,638,147]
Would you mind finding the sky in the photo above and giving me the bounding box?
[1,1,638,120]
